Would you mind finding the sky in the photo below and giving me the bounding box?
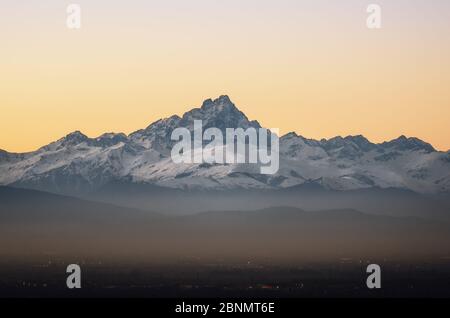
[1,0,450,152]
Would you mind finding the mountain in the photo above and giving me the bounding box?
[0,95,449,195]
[2,186,450,261]
[128,95,261,153]
[0,186,161,224]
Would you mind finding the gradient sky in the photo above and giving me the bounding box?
[1,0,450,152]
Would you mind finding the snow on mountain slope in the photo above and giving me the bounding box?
[0,96,449,194]
[278,132,449,193]
[129,95,260,153]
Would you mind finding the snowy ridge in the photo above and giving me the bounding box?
[1,96,449,194]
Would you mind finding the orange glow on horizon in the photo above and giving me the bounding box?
[1,0,449,152]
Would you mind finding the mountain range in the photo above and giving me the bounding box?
[1,95,449,195]
[2,186,449,261]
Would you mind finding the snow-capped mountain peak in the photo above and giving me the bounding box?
[381,135,435,153]
[179,95,261,131]
[129,95,261,151]
[60,130,89,145]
